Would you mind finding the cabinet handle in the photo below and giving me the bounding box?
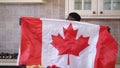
[93,11,96,14]
[100,11,103,14]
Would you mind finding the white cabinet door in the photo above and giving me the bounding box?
[98,0,120,16]
[66,0,97,17]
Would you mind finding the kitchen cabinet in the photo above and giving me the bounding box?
[65,0,120,19]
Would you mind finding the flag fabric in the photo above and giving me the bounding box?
[17,17,118,68]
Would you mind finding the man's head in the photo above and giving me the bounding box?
[66,12,81,21]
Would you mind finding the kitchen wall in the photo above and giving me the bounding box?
[0,0,65,53]
[0,0,120,63]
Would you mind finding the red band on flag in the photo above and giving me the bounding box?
[19,17,42,66]
[94,26,118,68]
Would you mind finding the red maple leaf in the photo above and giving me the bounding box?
[51,23,89,65]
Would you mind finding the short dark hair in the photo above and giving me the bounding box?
[69,12,81,21]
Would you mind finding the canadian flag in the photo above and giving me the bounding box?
[17,17,118,68]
